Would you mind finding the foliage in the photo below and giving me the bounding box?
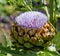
[0,0,60,56]
[7,0,32,11]
[52,32,60,50]
[0,44,60,56]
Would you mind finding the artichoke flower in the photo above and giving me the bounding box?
[10,11,55,49]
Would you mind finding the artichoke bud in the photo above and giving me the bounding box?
[10,11,55,49]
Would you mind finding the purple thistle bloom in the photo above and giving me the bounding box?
[15,11,48,29]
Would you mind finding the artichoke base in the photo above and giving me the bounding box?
[10,21,55,49]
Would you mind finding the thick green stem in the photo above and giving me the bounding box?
[53,0,58,28]
[49,0,57,28]
[49,0,54,23]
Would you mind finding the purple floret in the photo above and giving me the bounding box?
[15,11,48,29]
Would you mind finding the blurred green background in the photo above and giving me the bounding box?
[0,0,60,56]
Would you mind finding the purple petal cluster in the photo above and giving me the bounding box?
[15,11,48,29]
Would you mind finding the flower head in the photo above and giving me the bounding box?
[11,11,55,49]
[15,11,48,29]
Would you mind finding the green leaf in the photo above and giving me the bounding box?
[0,54,6,56]
[52,32,60,50]
[7,0,32,11]
[1,30,11,47]
[0,44,59,56]
[0,0,7,4]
